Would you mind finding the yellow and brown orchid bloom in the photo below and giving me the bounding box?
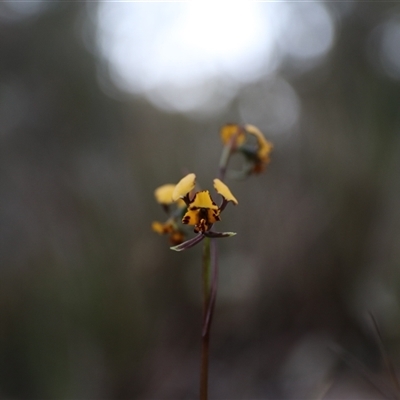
[220,123,273,175]
[153,174,238,251]
[167,174,237,251]
[173,173,238,234]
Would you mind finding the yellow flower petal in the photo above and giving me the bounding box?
[172,173,196,201]
[189,190,218,210]
[213,179,238,205]
[245,124,273,159]
[154,184,176,204]
[152,221,172,234]
[244,124,264,140]
[259,140,273,160]
[220,124,246,146]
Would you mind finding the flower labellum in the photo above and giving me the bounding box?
[182,190,221,233]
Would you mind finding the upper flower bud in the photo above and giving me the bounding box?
[220,124,246,148]
[220,123,273,175]
[243,125,273,173]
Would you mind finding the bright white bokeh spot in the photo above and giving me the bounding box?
[367,16,400,81]
[239,77,301,135]
[95,2,335,116]
[275,2,335,61]
[96,2,275,113]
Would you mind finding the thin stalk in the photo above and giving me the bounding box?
[218,142,232,181]
[200,131,236,399]
[329,344,400,400]
[369,312,400,392]
[200,237,211,400]
[203,239,218,337]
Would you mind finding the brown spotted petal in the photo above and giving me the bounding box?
[182,190,221,233]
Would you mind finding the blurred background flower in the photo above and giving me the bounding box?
[1,1,400,398]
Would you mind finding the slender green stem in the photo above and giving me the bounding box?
[200,131,237,399]
[203,239,218,337]
[202,237,211,310]
[200,237,211,400]
[218,142,232,181]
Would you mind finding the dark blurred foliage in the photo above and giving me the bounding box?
[1,2,400,399]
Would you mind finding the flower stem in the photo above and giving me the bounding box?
[200,326,210,400]
[200,130,237,399]
[218,142,232,182]
[200,237,219,400]
[200,237,211,400]
[203,239,218,337]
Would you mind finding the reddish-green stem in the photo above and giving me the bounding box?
[200,134,236,399]
[200,237,211,400]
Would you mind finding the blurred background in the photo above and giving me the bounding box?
[1,1,400,399]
